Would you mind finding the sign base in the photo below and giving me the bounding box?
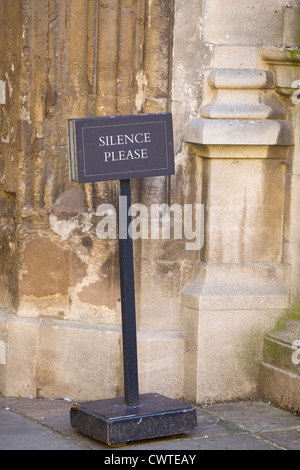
[70,393,197,446]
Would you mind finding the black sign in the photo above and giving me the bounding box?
[68,113,174,183]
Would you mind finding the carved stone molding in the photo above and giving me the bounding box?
[259,46,300,95]
[185,68,294,154]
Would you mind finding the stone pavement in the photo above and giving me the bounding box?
[0,396,299,451]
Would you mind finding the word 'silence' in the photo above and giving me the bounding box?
[99,132,152,147]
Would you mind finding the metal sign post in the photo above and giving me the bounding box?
[68,114,197,445]
[118,178,139,408]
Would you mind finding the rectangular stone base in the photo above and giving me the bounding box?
[259,362,300,414]
[70,393,197,445]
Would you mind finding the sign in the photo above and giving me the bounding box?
[68,112,197,444]
[68,113,174,183]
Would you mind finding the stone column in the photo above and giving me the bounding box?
[182,67,293,403]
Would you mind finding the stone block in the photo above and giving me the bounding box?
[259,363,300,414]
[203,159,286,264]
[0,311,186,402]
[0,315,7,395]
[36,318,122,401]
[181,304,285,404]
[52,188,87,220]
[283,6,300,47]
[181,262,289,403]
[213,46,260,70]
[17,120,32,151]
[0,312,122,400]
[207,69,275,90]
[204,0,284,46]
[182,262,289,312]
[259,310,300,412]
[5,316,39,397]
[0,80,5,105]
[259,46,300,91]
[19,238,69,298]
[137,330,184,399]
[201,69,287,121]
[186,118,293,147]
[4,154,18,193]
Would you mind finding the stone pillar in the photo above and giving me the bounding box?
[183,66,293,403]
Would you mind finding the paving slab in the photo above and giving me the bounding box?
[262,429,300,451]
[0,409,85,450]
[0,397,299,451]
[206,401,300,434]
[125,432,279,451]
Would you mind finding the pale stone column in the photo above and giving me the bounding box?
[183,66,293,403]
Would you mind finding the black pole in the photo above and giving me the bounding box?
[118,179,140,407]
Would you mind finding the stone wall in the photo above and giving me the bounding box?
[0,0,188,401]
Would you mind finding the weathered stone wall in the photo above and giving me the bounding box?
[0,1,22,313]
[0,0,188,400]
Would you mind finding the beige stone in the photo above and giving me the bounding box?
[207,69,275,90]
[4,315,39,397]
[37,318,122,401]
[0,311,185,401]
[78,277,119,311]
[259,363,300,414]
[182,305,286,403]
[137,330,184,399]
[52,188,87,220]
[259,47,300,91]
[204,0,285,46]
[186,118,293,146]
[213,46,260,70]
[0,312,123,400]
[20,238,69,298]
[283,6,300,47]
[182,262,289,312]
[207,159,286,264]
